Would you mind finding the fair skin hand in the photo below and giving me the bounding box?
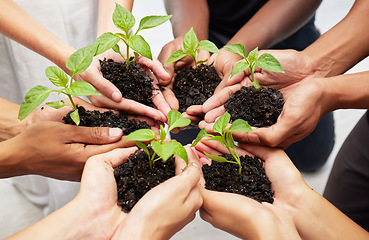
[113,146,203,240]
[8,146,202,240]
[195,141,369,239]
[0,0,171,122]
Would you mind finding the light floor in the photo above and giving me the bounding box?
[1,0,367,239]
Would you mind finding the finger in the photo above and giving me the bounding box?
[65,125,123,144]
[162,87,179,110]
[151,89,171,118]
[202,84,242,113]
[87,147,138,168]
[186,104,203,116]
[78,69,122,103]
[90,95,167,122]
[136,56,171,83]
[204,106,226,123]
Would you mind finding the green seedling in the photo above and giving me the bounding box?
[225,44,284,89]
[124,110,191,169]
[18,43,101,125]
[165,27,221,69]
[95,3,171,70]
[191,111,252,174]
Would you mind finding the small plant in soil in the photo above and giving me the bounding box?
[18,43,101,125]
[193,111,274,203]
[165,28,222,112]
[96,3,171,107]
[224,44,285,127]
[115,110,191,212]
[191,111,252,174]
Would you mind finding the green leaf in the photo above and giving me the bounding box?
[196,59,208,65]
[256,53,285,73]
[112,3,135,33]
[112,44,120,53]
[231,61,249,78]
[191,128,212,147]
[95,32,121,56]
[18,85,51,120]
[70,109,80,125]
[45,100,69,109]
[202,135,227,147]
[137,15,172,32]
[65,81,100,96]
[45,66,69,87]
[128,35,152,60]
[183,28,198,51]
[213,112,231,135]
[198,40,221,54]
[248,47,258,63]
[160,125,167,142]
[135,141,150,156]
[151,141,175,162]
[229,119,252,133]
[66,44,97,77]
[204,152,234,164]
[225,44,246,58]
[167,110,191,132]
[124,129,156,142]
[165,50,187,64]
[172,141,188,164]
[226,132,235,150]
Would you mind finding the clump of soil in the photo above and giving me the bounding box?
[224,86,284,127]
[202,154,274,203]
[114,149,175,212]
[63,106,150,135]
[173,64,221,113]
[100,58,156,107]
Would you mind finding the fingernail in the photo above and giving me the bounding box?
[112,92,121,102]
[109,128,122,137]
[249,132,261,144]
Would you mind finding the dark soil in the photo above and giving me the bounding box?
[202,154,274,203]
[224,86,284,127]
[63,106,150,135]
[173,64,221,113]
[114,149,175,212]
[100,58,156,107]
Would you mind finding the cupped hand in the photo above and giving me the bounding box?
[7,121,125,180]
[74,147,137,239]
[195,140,307,239]
[75,46,171,122]
[113,145,203,240]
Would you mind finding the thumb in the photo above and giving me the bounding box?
[67,125,123,144]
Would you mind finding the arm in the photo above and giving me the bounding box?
[304,0,369,77]
[0,98,23,141]
[0,0,74,73]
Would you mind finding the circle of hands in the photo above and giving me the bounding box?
[13,46,334,240]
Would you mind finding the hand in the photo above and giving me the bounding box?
[76,46,171,122]
[113,146,203,240]
[4,121,125,180]
[158,37,210,111]
[201,49,328,148]
[194,141,306,239]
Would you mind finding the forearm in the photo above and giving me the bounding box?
[304,0,369,77]
[97,0,133,36]
[227,0,321,53]
[0,98,25,141]
[292,189,369,239]
[321,71,369,113]
[0,0,75,73]
[164,0,209,39]
[6,198,106,240]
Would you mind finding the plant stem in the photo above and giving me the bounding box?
[67,94,77,111]
[126,45,130,70]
